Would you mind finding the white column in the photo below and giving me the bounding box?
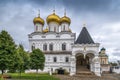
[48,66,52,76]
[89,58,93,72]
[90,63,93,72]
[70,55,76,76]
[93,56,101,76]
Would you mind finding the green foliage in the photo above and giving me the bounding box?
[110,62,118,66]
[0,30,17,74]
[2,73,60,80]
[8,52,22,73]
[9,44,30,73]
[30,49,45,73]
[16,44,30,72]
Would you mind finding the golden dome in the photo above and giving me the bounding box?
[43,27,49,33]
[33,16,44,25]
[46,11,60,24]
[60,16,71,24]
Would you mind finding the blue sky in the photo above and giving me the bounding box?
[0,0,120,62]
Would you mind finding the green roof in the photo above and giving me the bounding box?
[101,47,106,51]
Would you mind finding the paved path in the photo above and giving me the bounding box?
[54,74,120,80]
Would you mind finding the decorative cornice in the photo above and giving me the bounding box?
[44,51,72,54]
[72,43,100,47]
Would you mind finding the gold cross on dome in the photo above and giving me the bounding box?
[53,9,55,13]
[64,8,66,16]
[38,9,40,17]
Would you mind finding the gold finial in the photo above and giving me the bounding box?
[53,6,55,14]
[64,9,66,16]
[38,9,40,17]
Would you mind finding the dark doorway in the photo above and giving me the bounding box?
[76,54,90,72]
[76,54,89,66]
[57,68,64,74]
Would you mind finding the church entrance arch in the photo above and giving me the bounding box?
[75,52,95,72]
[86,53,95,59]
[76,53,89,69]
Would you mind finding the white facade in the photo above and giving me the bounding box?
[29,32,75,52]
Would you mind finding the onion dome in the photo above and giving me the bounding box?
[60,16,71,24]
[60,10,71,24]
[33,17,44,25]
[43,27,48,33]
[101,47,106,51]
[33,10,44,25]
[46,10,60,24]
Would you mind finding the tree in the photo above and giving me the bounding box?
[8,50,22,73]
[0,30,17,75]
[17,44,30,73]
[30,49,45,73]
[110,62,118,66]
[9,44,30,73]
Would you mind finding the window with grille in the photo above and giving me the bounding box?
[65,57,69,62]
[43,44,47,51]
[62,43,66,50]
[53,57,57,62]
[49,44,53,51]
[31,43,35,51]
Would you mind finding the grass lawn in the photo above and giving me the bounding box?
[0,73,60,80]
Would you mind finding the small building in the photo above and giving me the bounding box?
[99,48,110,73]
[112,61,120,74]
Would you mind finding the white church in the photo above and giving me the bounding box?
[27,10,110,76]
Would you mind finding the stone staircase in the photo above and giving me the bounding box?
[76,66,94,75]
[54,66,119,80]
[54,66,118,80]
[54,74,118,80]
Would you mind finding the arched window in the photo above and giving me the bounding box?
[49,43,53,51]
[53,57,57,62]
[62,43,66,50]
[65,57,69,62]
[48,26,50,31]
[43,44,47,51]
[54,27,56,32]
[31,43,35,51]
[51,68,53,72]
[102,60,104,64]
[63,25,65,31]
[36,25,38,31]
